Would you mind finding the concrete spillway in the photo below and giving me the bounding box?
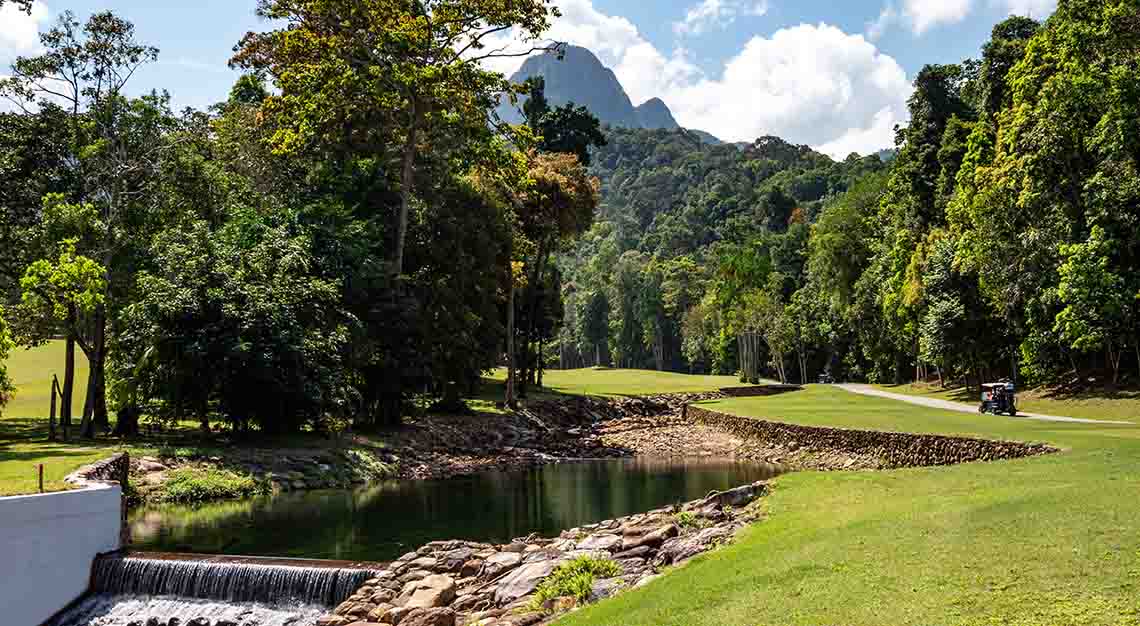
[47,553,381,626]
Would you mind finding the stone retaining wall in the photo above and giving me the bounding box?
[687,406,1056,467]
[67,451,131,547]
[718,385,803,397]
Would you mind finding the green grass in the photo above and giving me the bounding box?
[157,466,269,504]
[532,555,624,611]
[561,385,1140,626]
[487,366,749,397]
[877,382,1140,424]
[2,340,89,419]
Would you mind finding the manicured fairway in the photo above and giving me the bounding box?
[562,386,1140,626]
[488,367,749,397]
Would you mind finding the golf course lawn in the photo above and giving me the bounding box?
[562,386,1140,626]
[487,366,748,397]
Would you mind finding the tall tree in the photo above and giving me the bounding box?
[1,10,161,436]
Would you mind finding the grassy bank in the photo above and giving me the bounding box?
[562,385,1140,626]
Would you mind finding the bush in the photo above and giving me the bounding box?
[158,467,268,504]
[530,555,622,611]
[675,510,709,530]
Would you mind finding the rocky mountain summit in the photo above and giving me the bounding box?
[495,46,718,142]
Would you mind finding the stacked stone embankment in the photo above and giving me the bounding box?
[317,481,768,626]
[687,406,1057,467]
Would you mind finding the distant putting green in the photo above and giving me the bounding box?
[563,385,1140,626]
[488,366,748,397]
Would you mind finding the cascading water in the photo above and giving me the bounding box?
[48,555,379,626]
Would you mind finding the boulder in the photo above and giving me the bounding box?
[620,524,678,551]
[493,560,557,605]
[316,617,350,626]
[459,559,482,578]
[398,574,457,609]
[575,534,622,552]
[370,589,397,604]
[400,608,457,626]
[480,552,523,579]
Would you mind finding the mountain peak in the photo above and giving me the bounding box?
[499,46,681,132]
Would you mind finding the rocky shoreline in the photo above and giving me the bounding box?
[317,480,769,626]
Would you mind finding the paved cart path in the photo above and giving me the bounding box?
[838,383,1133,425]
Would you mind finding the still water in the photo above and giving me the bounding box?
[131,458,782,562]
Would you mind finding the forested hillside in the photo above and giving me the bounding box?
[554,1,1140,391]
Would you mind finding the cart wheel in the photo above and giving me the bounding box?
[1009,407,1017,416]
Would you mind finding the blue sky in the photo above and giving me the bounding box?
[1,0,1056,157]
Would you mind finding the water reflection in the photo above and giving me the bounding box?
[131,458,783,562]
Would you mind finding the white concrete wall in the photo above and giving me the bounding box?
[0,484,122,626]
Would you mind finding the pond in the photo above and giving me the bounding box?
[131,458,783,562]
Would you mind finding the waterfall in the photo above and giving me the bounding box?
[90,555,375,606]
[47,555,379,626]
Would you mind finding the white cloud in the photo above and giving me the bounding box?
[481,2,909,158]
[666,23,912,158]
[0,1,49,60]
[672,0,770,37]
[903,0,972,34]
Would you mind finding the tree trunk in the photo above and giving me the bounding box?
[537,341,544,388]
[49,376,58,441]
[393,96,419,279]
[1134,338,1139,382]
[91,304,109,433]
[505,280,518,409]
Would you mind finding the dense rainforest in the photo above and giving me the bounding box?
[1,0,1138,439]
[552,1,1140,391]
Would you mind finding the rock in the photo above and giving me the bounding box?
[400,607,457,626]
[611,545,651,560]
[501,542,527,553]
[397,574,457,608]
[621,524,678,551]
[589,577,625,602]
[493,560,557,605]
[497,612,545,626]
[399,569,435,584]
[137,458,167,472]
[459,559,482,578]
[480,552,523,579]
[439,547,474,571]
[383,606,414,625]
[367,603,395,621]
[370,589,397,604]
[409,556,439,571]
[656,525,735,565]
[576,534,622,552]
[187,619,210,626]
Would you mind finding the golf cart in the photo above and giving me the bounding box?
[979,382,1017,416]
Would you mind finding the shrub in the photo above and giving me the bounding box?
[530,555,622,611]
[675,510,709,530]
[158,466,268,504]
